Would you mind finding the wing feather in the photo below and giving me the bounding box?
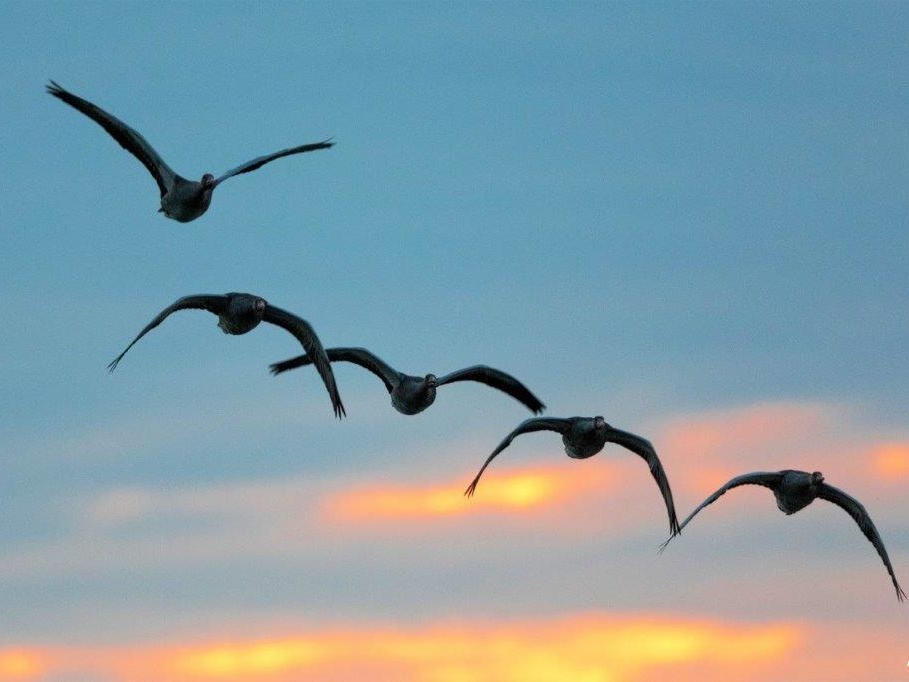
[436,365,545,414]
[108,295,227,371]
[817,483,906,602]
[660,471,783,551]
[47,81,178,197]
[214,139,334,186]
[607,427,680,536]
[463,417,571,498]
[262,306,345,418]
[270,347,400,394]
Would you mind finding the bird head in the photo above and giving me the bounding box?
[201,173,216,189]
[425,374,438,388]
[811,471,825,485]
[593,416,607,430]
[254,298,266,314]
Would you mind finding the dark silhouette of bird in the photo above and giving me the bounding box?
[270,347,544,416]
[108,293,345,418]
[463,416,680,535]
[46,80,332,222]
[659,469,905,602]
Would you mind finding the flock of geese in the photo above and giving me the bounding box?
[47,80,905,602]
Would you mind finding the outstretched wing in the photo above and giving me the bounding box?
[214,139,334,186]
[660,471,783,551]
[108,295,228,372]
[463,417,571,498]
[817,483,906,602]
[47,80,178,197]
[436,365,545,414]
[261,305,345,418]
[607,427,680,536]
[270,346,400,394]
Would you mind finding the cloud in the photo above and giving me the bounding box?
[0,613,803,682]
[650,401,909,503]
[0,650,44,680]
[325,466,614,521]
[654,401,838,461]
[1,399,903,584]
[869,442,909,481]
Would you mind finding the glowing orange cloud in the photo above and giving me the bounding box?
[14,613,803,681]
[166,617,800,681]
[656,402,833,461]
[325,466,613,520]
[0,650,44,680]
[871,443,909,480]
[175,640,325,678]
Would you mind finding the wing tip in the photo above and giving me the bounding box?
[46,79,65,96]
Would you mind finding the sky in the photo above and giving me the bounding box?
[1,1,908,680]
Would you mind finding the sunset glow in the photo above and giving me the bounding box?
[326,467,612,520]
[657,402,832,461]
[176,640,326,677]
[871,443,909,480]
[0,650,44,680]
[8,614,804,681]
[6,5,908,681]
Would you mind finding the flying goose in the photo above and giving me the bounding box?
[660,469,905,602]
[270,347,544,415]
[463,416,680,536]
[108,293,345,418]
[47,80,332,222]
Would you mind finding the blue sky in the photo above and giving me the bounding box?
[0,2,907,680]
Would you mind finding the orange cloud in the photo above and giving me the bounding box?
[0,650,45,680]
[165,617,801,682]
[870,443,909,481]
[175,640,325,678]
[656,401,834,462]
[326,466,613,521]
[12,613,804,682]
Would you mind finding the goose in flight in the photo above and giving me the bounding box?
[660,469,905,602]
[463,416,680,536]
[108,293,345,418]
[270,347,544,416]
[47,80,333,222]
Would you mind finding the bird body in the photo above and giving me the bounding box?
[390,374,438,415]
[158,176,215,223]
[217,293,267,334]
[559,416,610,459]
[661,469,906,601]
[47,81,332,222]
[270,346,544,416]
[774,469,820,514]
[463,416,680,536]
[108,292,345,418]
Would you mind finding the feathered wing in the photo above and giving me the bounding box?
[606,427,680,536]
[436,365,545,414]
[47,81,178,197]
[660,471,784,552]
[463,417,571,498]
[261,306,345,418]
[108,295,228,371]
[270,347,400,394]
[817,483,906,602]
[214,139,334,186]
